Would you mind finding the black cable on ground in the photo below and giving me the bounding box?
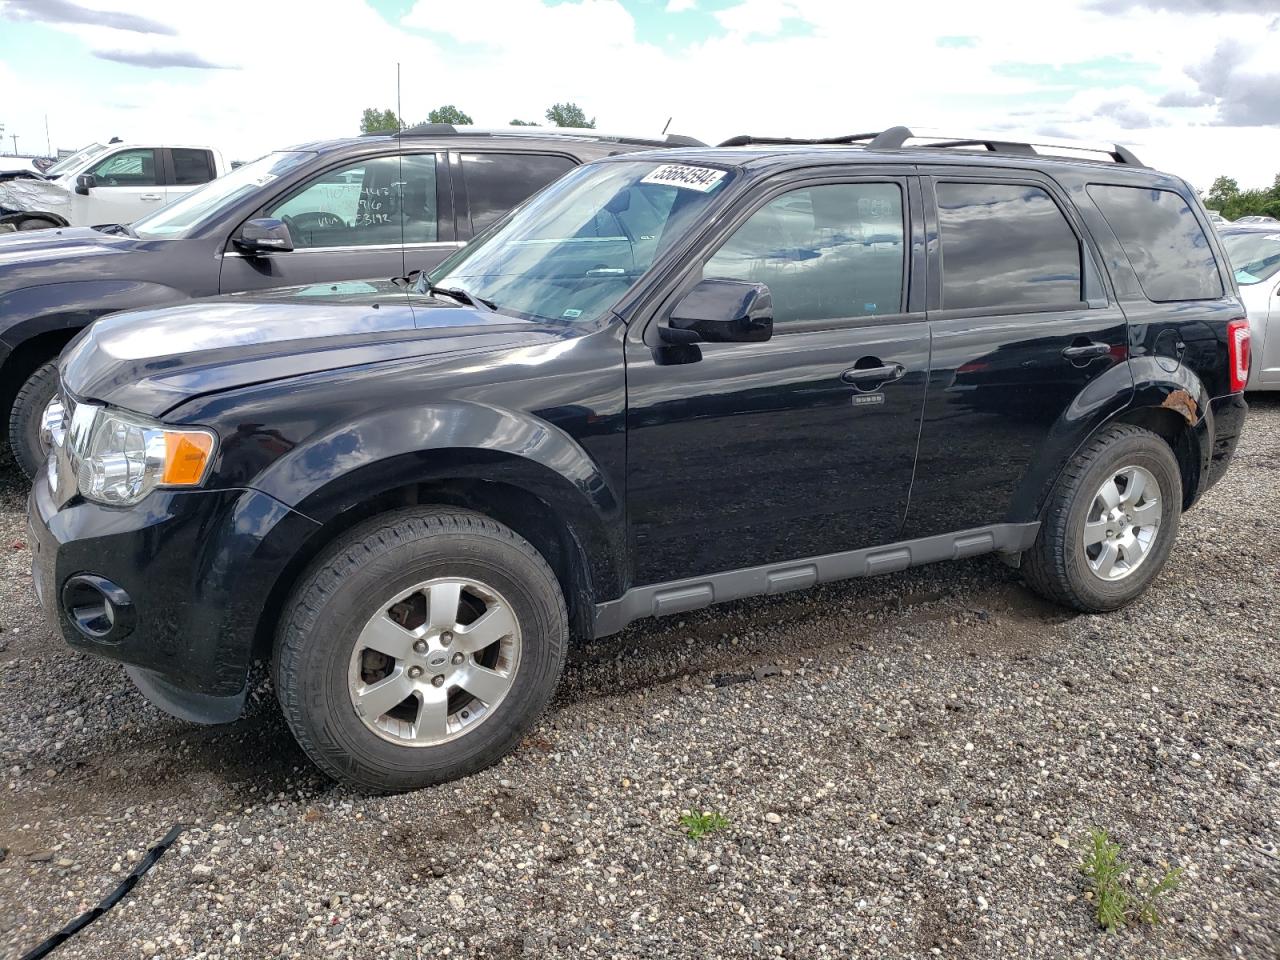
[19,824,186,960]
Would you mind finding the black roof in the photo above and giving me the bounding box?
[287,126,704,160]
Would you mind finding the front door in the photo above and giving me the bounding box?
[77,147,166,225]
[625,175,929,587]
[218,152,459,293]
[903,173,1132,538]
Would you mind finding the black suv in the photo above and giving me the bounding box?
[0,125,701,478]
[29,127,1250,792]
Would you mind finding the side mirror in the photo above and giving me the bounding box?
[661,279,773,344]
[74,174,96,196]
[233,218,294,255]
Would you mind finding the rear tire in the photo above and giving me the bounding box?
[274,508,568,793]
[8,359,60,480]
[1023,424,1182,612]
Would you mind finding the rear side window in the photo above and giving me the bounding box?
[937,182,1082,311]
[1088,185,1223,302]
[461,153,576,233]
[171,149,215,185]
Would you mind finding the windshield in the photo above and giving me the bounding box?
[46,142,107,178]
[427,159,733,322]
[131,151,313,239]
[1221,231,1280,285]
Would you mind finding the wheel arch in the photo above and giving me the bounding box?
[248,453,623,660]
[1008,358,1214,523]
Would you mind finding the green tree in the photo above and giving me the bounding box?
[545,102,595,128]
[359,107,400,135]
[427,104,474,125]
[1205,175,1240,212]
[509,119,539,126]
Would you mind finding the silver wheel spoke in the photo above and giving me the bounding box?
[1097,478,1122,510]
[427,580,462,631]
[1124,536,1147,565]
[359,614,418,660]
[1121,469,1146,506]
[455,663,512,705]
[353,669,413,719]
[413,689,450,742]
[1083,518,1109,546]
[454,604,517,654]
[1131,500,1160,527]
[1093,542,1120,578]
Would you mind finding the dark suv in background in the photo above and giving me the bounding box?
[30,127,1250,792]
[0,125,702,477]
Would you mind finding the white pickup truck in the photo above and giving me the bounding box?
[0,141,229,231]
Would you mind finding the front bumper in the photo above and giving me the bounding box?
[29,469,320,722]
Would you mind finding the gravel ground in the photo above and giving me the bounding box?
[0,397,1277,960]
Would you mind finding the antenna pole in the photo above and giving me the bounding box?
[661,116,671,135]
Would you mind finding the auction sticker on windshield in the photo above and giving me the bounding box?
[641,164,726,192]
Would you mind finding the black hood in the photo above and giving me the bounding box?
[0,225,145,288]
[60,279,561,417]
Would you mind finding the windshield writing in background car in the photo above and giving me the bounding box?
[130,151,314,239]
[428,160,732,323]
[1221,232,1280,285]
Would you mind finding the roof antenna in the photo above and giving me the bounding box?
[397,61,405,274]
[661,116,672,135]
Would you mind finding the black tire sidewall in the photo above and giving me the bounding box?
[1059,434,1181,610]
[9,360,59,480]
[280,518,566,792]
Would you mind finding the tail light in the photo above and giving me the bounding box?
[1227,318,1251,393]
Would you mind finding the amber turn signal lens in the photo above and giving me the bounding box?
[162,431,215,485]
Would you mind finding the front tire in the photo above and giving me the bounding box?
[1023,424,1182,612]
[8,359,61,480]
[274,508,568,793]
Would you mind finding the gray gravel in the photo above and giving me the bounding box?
[1,397,1278,959]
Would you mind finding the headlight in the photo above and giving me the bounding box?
[74,407,216,505]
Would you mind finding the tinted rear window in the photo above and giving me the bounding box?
[1088,185,1223,302]
[937,181,1082,311]
[461,152,576,233]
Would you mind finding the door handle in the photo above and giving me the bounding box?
[1061,341,1111,361]
[140,193,163,201]
[842,362,905,387]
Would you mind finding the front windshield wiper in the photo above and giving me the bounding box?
[426,283,497,312]
[96,223,137,238]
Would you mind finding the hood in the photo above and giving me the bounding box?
[0,177,72,216]
[60,279,560,417]
[0,224,144,286]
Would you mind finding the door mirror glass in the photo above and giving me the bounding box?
[663,278,773,343]
[234,218,294,255]
[75,174,96,196]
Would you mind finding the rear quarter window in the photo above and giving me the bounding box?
[1087,185,1223,302]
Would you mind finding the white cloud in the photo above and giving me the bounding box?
[1,0,1278,190]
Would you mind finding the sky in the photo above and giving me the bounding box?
[1,0,1279,192]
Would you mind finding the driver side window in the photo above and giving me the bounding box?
[703,182,905,323]
[89,148,159,186]
[265,154,438,249]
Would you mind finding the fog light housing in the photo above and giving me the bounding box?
[60,574,136,643]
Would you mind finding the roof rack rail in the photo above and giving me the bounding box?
[717,132,881,147]
[718,126,1145,167]
[867,125,1146,167]
[369,124,705,148]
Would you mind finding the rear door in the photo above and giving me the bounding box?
[454,151,578,240]
[219,151,457,293]
[904,171,1131,538]
[77,146,166,224]
[164,148,217,203]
